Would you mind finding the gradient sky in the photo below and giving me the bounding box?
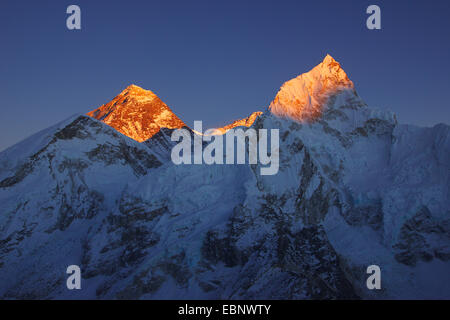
[1,0,449,151]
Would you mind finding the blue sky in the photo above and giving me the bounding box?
[1,0,449,151]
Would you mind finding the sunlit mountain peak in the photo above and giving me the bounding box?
[87,85,185,142]
[269,55,356,122]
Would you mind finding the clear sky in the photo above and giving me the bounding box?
[1,0,449,151]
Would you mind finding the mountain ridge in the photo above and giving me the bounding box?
[87,55,362,142]
[87,85,264,141]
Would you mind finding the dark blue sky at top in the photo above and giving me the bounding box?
[0,0,449,151]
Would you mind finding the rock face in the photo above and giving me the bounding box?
[0,56,449,299]
[87,85,186,142]
[393,206,450,266]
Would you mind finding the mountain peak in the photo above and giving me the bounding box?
[317,54,349,83]
[87,86,185,142]
[119,84,158,101]
[122,84,150,93]
[125,84,140,90]
[269,55,355,122]
[322,54,337,65]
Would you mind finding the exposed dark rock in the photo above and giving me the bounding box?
[341,200,384,231]
[393,206,450,266]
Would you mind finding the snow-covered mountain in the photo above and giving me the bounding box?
[0,56,449,299]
